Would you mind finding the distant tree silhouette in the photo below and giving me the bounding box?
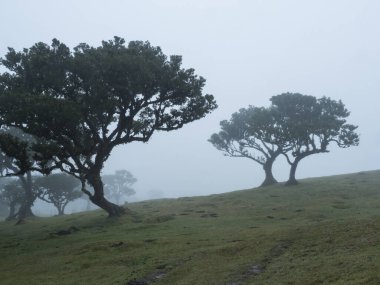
[271,93,359,185]
[210,93,359,187]
[103,170,136,205]
[34,173,82,215]
[209,106,289,186]
[0,179,25,220]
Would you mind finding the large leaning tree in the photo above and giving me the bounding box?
[0,37,217,217]
[271,93,359,185]
[209,106,289,186]
[34,173,82,215]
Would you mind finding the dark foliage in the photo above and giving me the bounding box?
[0,127,37,220]
[271,93,359,185]
[34,173,82,215]
[0,178,25,220]
[209,106,289,186]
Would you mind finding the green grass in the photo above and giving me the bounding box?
[1,170,379,285]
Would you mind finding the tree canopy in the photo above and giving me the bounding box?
[0,37,217,216]
[209,106,289,186]
[0,127,36,176]
[271,93,359,185]
[34,173,82,215]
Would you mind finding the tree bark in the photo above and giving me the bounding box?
[285,151,322,186]
[88,172,127,217]
[260,159,278,187]
[17,202,35,220]
[57,205,64,216]
[17,172,36,222]
[286,160,300,186]
[90,195,126,217]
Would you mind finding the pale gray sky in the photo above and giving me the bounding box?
[1,0,379,200]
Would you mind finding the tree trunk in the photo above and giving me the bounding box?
[61,201,70,215]
[286,160,299,186]
[57,205,64,216]
[90,195,126,217]
[88,172,127,217]
[17,172,36,222]
[6,202,16,221]
[17,202,35,220]
[260,159,278,187]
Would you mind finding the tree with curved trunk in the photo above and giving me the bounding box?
[34,173,82,215]
[209,106,289,186]
[270,93,359,185]
[0,37,217,217]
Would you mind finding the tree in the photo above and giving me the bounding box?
[34,173,82,215]
[0,177,13,218]
[209,106,289,186]
[0,37,217,217]
[103,170,136,205]
[271,93,359,185]
[0,178,25,220]
[0,152,13,218]
[0,127,37,220]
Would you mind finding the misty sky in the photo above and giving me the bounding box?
[1,0,379,201]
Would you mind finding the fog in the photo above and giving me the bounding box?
[1,0,379,203]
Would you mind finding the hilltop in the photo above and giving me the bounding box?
[0,170,379,285]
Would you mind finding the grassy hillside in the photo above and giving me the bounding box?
[0,170,379,285]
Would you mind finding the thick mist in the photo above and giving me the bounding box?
[1,0,379,204]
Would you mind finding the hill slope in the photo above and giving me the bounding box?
[0,170,379,285]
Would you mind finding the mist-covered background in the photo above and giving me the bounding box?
[1,0,379,205]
